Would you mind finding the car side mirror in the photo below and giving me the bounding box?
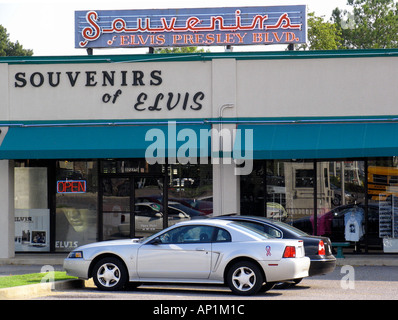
[149,237,162,245]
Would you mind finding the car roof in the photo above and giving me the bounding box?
[168,218,275,241]
[175,219,232,227]
[214,215,311,237]
[215,214,275,224]
[136,202,154,205]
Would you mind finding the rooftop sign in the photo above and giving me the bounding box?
[75,5,307,49]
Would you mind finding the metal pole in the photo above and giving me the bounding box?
[313,160,318,236]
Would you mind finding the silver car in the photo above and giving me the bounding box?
[64,219,310,295]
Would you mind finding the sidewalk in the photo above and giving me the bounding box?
[338,254,398,266]
[0,253,67,267]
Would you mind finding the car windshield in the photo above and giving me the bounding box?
[231,222,272,239]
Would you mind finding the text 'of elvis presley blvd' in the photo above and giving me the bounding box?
[115,30,301,47]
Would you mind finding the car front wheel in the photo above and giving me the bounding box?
[226,261,263,295]
[92,257,128,291]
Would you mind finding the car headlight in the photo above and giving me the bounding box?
[68,251,83,259]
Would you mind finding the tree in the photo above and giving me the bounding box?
[153,46,207,54]
[332,0,398,49]
[299,12,343,50]
[0,25,33,56]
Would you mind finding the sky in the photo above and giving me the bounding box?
[0,0,351,56]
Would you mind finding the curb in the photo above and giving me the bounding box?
[0,256,66,266]
[0,279,85,300]
[336,257,398,267]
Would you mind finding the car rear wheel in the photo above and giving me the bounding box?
[92,257,128,291]
[226,261,263,296]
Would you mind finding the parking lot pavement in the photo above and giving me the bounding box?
[25,266,398,301]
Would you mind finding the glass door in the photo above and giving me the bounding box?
[101,175,165,240]
[134,176,165,237]
[102,177,132,240]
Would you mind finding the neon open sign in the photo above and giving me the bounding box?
[75,5,307,49]
[57,180,87,193]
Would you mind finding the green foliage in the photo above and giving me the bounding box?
[0,25,33,56]
[299,12,343,50]
[332,0,398,49]
[153,47,207,54]
[0,271,76,288]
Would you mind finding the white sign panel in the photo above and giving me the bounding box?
[9,61,212,121]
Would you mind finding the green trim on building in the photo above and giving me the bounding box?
[1,115,398,128]
[2,48,398,65]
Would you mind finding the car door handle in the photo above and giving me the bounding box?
[196,248,205,251]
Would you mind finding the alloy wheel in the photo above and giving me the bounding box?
[97,262,121,288]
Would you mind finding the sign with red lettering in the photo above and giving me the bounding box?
[57,180,87,193]
[75,6,306,49]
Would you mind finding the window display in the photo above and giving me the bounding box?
[15,157,398,254]
[368,159,398,252]
[55,161,98,252]
[14,166,50,252]
[344,207,364,242]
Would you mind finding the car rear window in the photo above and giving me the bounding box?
[231,222,272,239]
[271,220,309,237]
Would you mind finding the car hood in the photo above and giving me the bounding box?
[77,238,141,251]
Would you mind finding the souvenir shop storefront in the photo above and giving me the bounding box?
[2,49,398,257]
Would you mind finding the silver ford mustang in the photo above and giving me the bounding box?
[64,219,310,295]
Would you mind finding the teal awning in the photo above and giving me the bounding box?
[234,122,398,160]
[0,123,211,160]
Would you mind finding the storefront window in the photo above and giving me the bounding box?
[240,161,266,215]
[168,163,213,218]
[295,169,315,188]
[240,160,315,229]
[55,161,98,252]
[15,162,50,252]
[100,159,212,239]
[278,161,314,227]
[368,158,398,252]
[101,159,162,174]
[241,159,392,253]
[313,161,365,248]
